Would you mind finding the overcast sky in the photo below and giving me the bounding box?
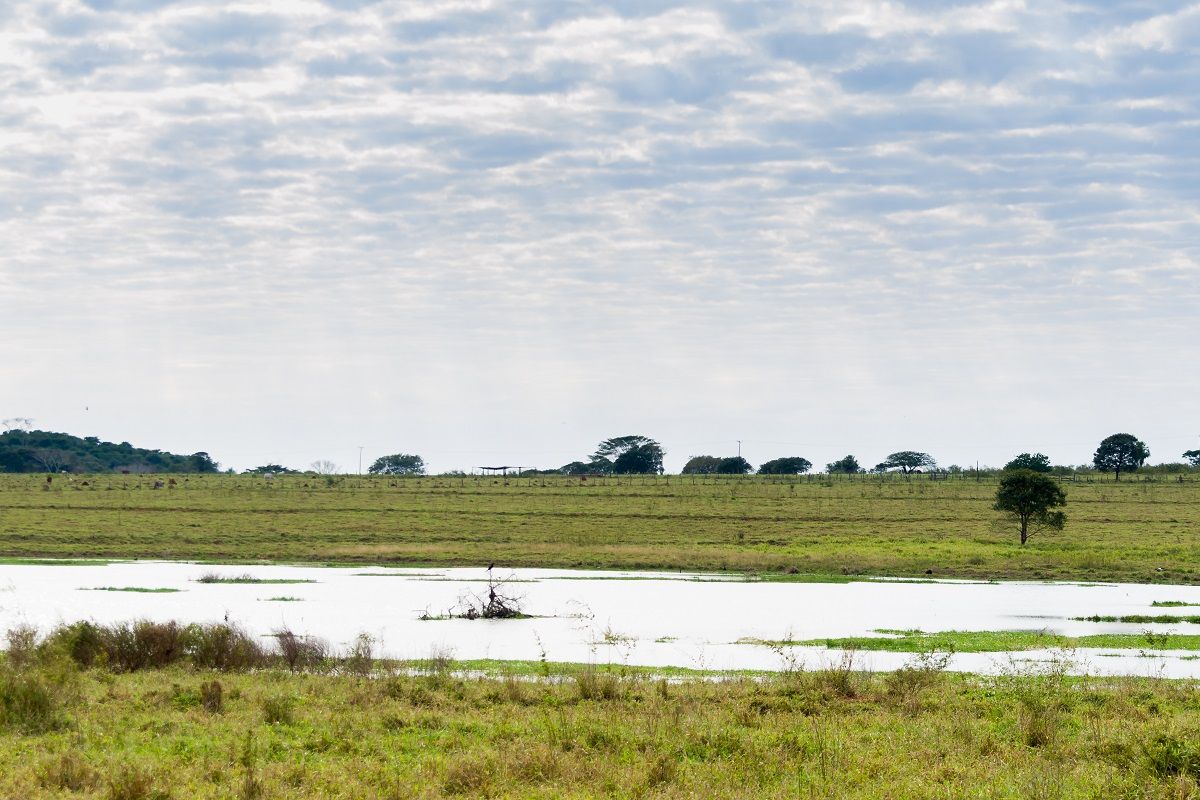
[1,0,1198,473]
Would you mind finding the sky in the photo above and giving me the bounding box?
[1,0,1198,474]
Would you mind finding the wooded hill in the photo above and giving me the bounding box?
[0,430,218,473]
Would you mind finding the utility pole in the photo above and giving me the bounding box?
[358,446,364,475]
[737,440,742,459]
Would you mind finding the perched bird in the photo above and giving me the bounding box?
[487,562,495,571]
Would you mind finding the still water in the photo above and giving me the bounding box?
[2,561,1198,677]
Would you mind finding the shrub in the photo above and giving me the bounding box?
[1144,731,1200,779]
[5,624,39,669]
[0,668,63,734]
[108,621,188,672]
[38,751,100,792]
[574,669,622,701]
[274,628,328,673]
[200,680,224,713]
[442,755,494,795]
[342,633,374,677]
[188,624,267,671]
[262,695,295,725]
[44,621,108,669]
[105,763,169,800]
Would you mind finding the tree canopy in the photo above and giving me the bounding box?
[0,430,219,474]
[1184,450,1200,468]
[758,457,812,475]
[1003,453,1052,473]
[716,456,753,474]
[994,470,1067,545]
[826,455,861,474]
[681,456,722,475]
[368,453,426,476]
[878,451,937,473]
[1093,433,1150,481]
[592,436,664,475]
[244,464,298,475]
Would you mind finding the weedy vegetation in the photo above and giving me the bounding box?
[3,620,1200,797]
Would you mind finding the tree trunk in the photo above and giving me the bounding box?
[1020,519,1028,545]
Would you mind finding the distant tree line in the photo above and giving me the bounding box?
[7,426,1195,479]
[0,430,218,474]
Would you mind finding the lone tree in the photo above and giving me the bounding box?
[879,451,937,473]
[758,456,812,475]
[1092,433,1150,481]
[994,470,1067,545]
[368,453,426,476]
[1184,450,1200,468]
[1003,453,1052,473]
[592,436,664,475]
[826,455,861,474]
[681,455,722,475]
[716,456,753,474]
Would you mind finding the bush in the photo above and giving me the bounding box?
[574,669,622,701]
[0,668,64,734]
[5,624,39,669]
[105,763,169,800]
[109,621,188,671]
[200,680,224,713]
[442,755,494,795]
[44,621,108,669]
[274,628,329,673]
[262,695,296,725]
[1144,731,1200,779]
[38,751,100,792]
[188,624,267,671]
[342,633,374,677]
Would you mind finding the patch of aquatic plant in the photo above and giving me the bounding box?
[195,571,316,585]
[1152,601,1200,608]
[1073,615,1200,624]
[0,558,115,566]
[742,629,1200,653]
[261,596,303,602]
[83,586,181,593]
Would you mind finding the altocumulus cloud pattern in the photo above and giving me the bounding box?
[0,0,1197,470]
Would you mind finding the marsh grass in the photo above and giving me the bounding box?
[1076,614,1200,624]
[196,572,315,585]
[752,629,1200,653]
[84,587,181,593]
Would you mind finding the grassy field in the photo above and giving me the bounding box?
[1,472,1199,583]
[6,641,1200,799]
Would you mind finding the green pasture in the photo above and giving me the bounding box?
[0,472,1198,583]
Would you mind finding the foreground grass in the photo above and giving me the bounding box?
[2,472,1200,583]
[750,629,1200,653]
[9,655,1200,798]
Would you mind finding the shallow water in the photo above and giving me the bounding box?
[2,561,1199,677]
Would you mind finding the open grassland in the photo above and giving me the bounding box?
[1,473,1199,583]
[8,646,1200,799]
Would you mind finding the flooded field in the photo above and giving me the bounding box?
[3,561,1200,676]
